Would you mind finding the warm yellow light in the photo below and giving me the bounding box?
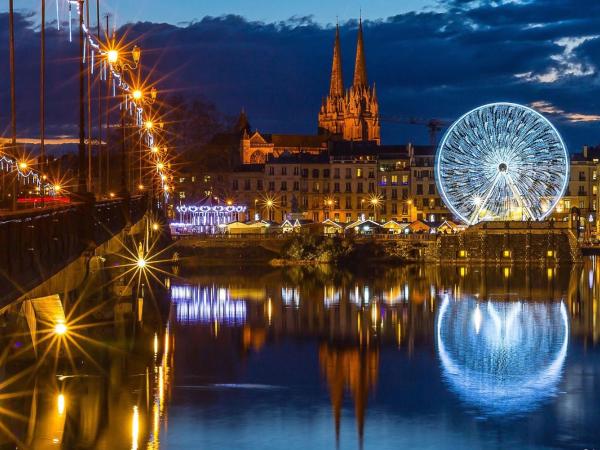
[160,174,167,181]
[370,198,379,205]
[164,185,170,192]
[18,161,28,170]
[54,322,67,336]
[138,184,144,190]
[226,200,233,206]
[145,121,154,130]
[459,250,466,258]
[151,146,159,153]
[152,223,159,231]
[132,89,143,100]
[57,394,65,415]
[137,258,146,269]
[109,192,115,198]
[266,200,273,207]
[503,249,511,258]
[157,162,164,170]
[107,49,119,63]
[53,184,61,193]
[132,405,139,450]
[407,199,413,205]
[153,333,158,355]
[547,250,555,257]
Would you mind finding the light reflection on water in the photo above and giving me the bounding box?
[4,260,600,448]
[436,296,569,416]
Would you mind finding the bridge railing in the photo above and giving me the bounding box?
[0,195,148,304]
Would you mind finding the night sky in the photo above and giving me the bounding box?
[1,0,600,152]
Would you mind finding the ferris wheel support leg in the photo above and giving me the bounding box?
[469,172,501,225]
[505,173,535,220]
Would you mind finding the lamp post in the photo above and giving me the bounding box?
[9,0,17,210]
[105,44,141,196]
[77,0,87,195]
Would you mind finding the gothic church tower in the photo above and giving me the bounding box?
[318,20,380,144]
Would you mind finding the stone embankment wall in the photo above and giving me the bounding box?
[438,221,580,263]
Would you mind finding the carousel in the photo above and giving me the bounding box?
[171,197,247,235]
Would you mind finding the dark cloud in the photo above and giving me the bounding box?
[1,0,600,151]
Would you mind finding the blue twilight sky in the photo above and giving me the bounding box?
[2,0,600,151]
[4,0,434,25]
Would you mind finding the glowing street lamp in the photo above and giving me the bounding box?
[151,146,159,154]
[107,49,119,64]
[54,322,67,336]
[144,120,154,130]
[132,89,143,100]
[18,161,28,170]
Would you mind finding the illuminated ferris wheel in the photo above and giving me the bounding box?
[435,102,570,225]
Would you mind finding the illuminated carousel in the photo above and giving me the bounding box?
[171,197,247,234]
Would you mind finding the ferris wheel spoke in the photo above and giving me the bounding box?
[469,172,501,224]
[505,172,535,220]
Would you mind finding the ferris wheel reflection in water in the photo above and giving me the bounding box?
[436,294,569,417]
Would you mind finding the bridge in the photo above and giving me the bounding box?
[0,195,149,304]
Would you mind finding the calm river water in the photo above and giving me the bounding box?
[3,259,600,449]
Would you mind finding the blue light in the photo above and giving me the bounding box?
[435,102,570,225]
[436,295,569,416]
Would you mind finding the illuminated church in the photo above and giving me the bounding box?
[238,20,380,164]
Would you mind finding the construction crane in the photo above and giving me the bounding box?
[380,116,452,146]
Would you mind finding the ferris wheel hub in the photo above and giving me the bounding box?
[498,163,508,172]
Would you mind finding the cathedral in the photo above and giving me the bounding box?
[235,21,381,165]
[318,20,380,144]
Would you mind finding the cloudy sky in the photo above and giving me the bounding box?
[1,0,600,151]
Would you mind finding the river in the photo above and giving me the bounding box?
[2,259,600,449]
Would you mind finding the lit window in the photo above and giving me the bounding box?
[503,250,511,258]
[459,250,467,258]
[547,250,555,257]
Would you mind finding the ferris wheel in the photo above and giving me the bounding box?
[435,102,570,225]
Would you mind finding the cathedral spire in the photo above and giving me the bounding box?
[353,18,367,87]
[329,24,344,97]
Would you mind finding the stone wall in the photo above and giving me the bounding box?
[438,221,580,264]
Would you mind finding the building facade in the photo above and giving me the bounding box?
[175,24,600,230]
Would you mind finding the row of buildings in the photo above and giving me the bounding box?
[174,21,600,229]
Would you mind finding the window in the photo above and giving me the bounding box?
[303,196,308,208]
[268,181,275,191]
[579,171,586,181]
[334,168,340,178]
[357,183,364,193]
[428,184,435,195]
[402,189,408,200]
[391,189,398,200]
[323,169,330,178]
[345,197,352,209]
[257,180,263,191]
[301,169,308,178]
[281,195,287,207]
[416,184,423,195]
[233,180,239,190]
[281,181,287,191]
[392,203,398,214]
[579,186,585,195]
[381,189,387,199]
[391,175,398,185]
[312,169,320,178]
[368,170,375,179]
[334,213,340,221]
[244,180,251,190]
[357,168,363,178]
[345,168,352,179]
[268,166,275,175]
[293,167,299,176]
[368,183,375,193]
[191,176,196,182]
[293,181,300,191]
[402,175,409,185]
[281,167,287,175]
[313,182,320,192]
[334,183,340,193]
[346,213,352,223]
[381,175,387,186]
[345,183,352,193]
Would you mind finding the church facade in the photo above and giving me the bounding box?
[318,21,380,144]
[239,20,380,165]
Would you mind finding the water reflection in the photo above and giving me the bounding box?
[436,296,569,416]
[4,259,600,448]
